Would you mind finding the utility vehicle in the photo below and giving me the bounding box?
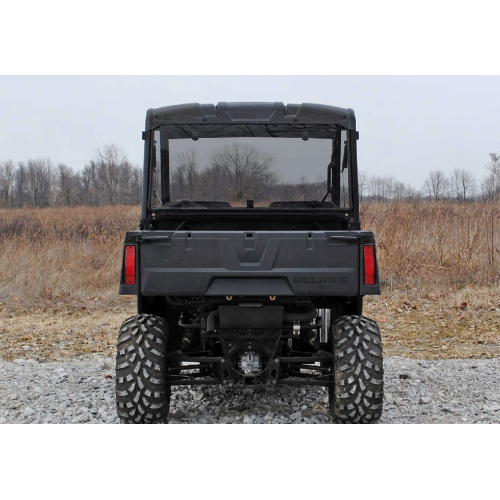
[116,102,383,424]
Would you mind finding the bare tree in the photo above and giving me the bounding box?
[481,173,498,202]
[94,144,124,205]
[14,162,27,207]
[57,163,77,206]
[209,143,275,200]
[197,164,226,201]
[450,168,476,201]
[358,171,368,203]
[82,160,101,205]
[174,149,198,199]
[170,165,186,200]
[129,166,143,204]
[487,153,500,178]
[424,170,449,201]
[393,180,408,200]
[82,143,139,205]
[405,183,419,201]
[461,172,475,201]
[0,159,15,207]
[25,158,54,207]
[484,153,500,201]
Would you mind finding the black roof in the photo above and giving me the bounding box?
[145,102,356,131]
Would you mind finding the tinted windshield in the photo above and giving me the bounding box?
[149,128,351,209]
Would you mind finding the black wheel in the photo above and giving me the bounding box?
[115,314,171,424]
[328,315,383,424]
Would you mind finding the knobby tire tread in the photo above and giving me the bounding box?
[329,315,384,424]
[115,314,170,424]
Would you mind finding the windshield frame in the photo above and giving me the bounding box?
[147,124,355,211]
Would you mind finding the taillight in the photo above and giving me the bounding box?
[363,246,376,285]
[125,246,136,285]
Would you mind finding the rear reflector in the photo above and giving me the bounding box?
[363,246,376,285]
[125,246,136,285]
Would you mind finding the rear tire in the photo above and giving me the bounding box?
[115,314,171,424]
[329,315,383,424]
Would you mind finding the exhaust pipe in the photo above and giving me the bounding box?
[283,304,316,323]
[318,308,330,344]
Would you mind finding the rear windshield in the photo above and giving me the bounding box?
[149,127,351,210]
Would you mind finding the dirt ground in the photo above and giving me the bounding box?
[1,286,499,362]
[365,287,500,359]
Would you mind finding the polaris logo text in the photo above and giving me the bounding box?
[294,277,348,285]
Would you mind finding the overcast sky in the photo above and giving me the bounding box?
[0,76,498,187]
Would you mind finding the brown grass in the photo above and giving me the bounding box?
[361,201,500,290]
[1,202,499,361]
[366,287,500,360]
[0,205,140,303]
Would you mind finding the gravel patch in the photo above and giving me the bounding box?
[0,356,499,424]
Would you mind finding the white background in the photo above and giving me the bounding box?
[1,1,499,499]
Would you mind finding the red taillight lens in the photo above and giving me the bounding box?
[124,246,136,285]
[363,246,376,285]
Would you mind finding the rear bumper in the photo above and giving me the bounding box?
[139,269,359,296]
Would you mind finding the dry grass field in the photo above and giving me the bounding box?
[0,203,499,361]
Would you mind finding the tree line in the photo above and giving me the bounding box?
[359,154,499,203]
[1,142,499,208]
[0,144,142,208]
[168,144,329,203]
[170,145,500,204]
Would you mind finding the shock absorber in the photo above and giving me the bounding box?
[179,311,197,351]
[179,305,212,352]
[197,304,212,353]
